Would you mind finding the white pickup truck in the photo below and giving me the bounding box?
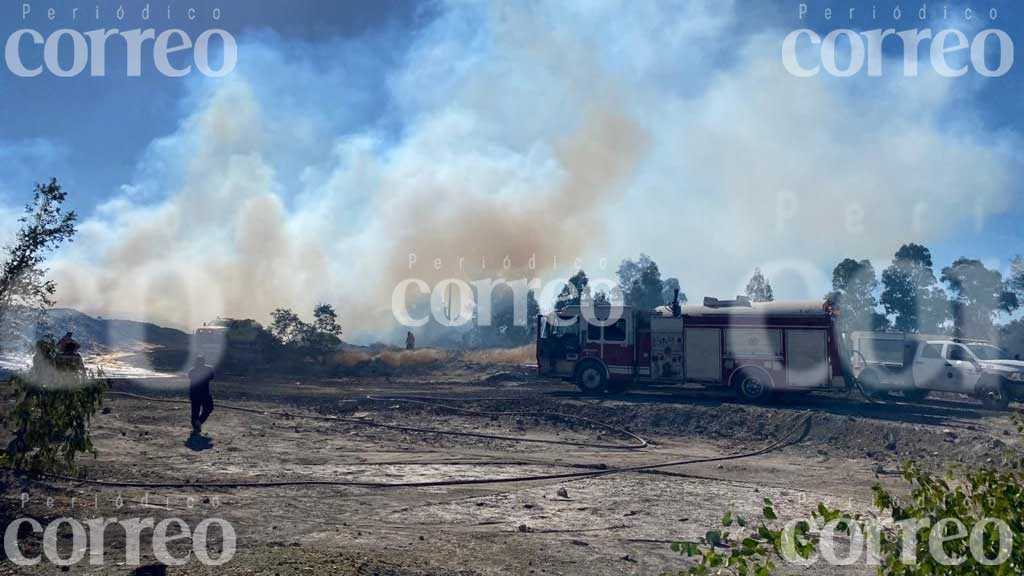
[849,332,1024,409]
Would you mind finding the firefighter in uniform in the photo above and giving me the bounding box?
[188,356,215,435]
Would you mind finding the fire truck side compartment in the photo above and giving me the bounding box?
[651,316,684,379]
[684,327,721,383]
[786,329,830,388]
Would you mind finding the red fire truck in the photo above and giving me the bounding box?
[536,295,851,402]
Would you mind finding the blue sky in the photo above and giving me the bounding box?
[0,0,1021,334]
[0,0,428,210]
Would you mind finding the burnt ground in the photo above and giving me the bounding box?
[2,365,1022,575]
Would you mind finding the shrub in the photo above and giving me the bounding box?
[1,346,106,473]
[670,422,1024,575]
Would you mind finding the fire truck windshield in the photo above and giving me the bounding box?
[541,317,580,339]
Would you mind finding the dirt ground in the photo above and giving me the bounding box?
[2,363,1021,575]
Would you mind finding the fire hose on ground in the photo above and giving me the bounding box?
[35,391,813,490]
[110,391,650,450]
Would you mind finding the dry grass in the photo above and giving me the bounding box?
[332,345,534,371]
[332,348,449,370]
[333,350,374,368]
[376,348,448,368]
[464,345,534,365]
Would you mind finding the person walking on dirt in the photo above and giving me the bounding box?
[188,356,215,435]
[405,331,415,351]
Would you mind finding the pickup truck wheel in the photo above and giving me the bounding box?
[902,389,930,402]
[978,379,1010,411]
[575,362,608,395]
[732,367,773,404]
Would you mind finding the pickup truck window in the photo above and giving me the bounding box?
[968,344,1010,360]
[860,338,903,364]
[921,344,942,359]
[947,345,974,362]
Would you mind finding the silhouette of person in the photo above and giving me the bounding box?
[188,356,215,435]
[406,331,415,351]
[57,332,79,355]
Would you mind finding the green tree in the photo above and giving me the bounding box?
[504,288,540,344]
[312,303,342,338]
[745,268,774,303]
[827,258,887,335]
[1008,255,1024,301]
[525,290,540,338]
[0,179,78,346]
[662,277,687,306]
[941,258,1018,340]
[270,306,343,365]
[269,308,306,344]
[555,270,590,312]
[0,179,106,473]
[1000,319,1024,360]
[306,303,342,365]
[476,285,539,347]
[880,244,949,333]
[618,254,666,309]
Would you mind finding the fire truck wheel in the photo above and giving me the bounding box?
[732,367,773,404]
[575,362,608,394]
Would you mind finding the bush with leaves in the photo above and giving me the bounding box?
[270,304,343,365]
[0,179,77,344]
[1,337,107,473]
[668,499,788,576]
[0,179,107,474]
[669,426,1024,575]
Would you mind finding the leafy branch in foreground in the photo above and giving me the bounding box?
[1,356,107,473]
[0,178,77,344]
[668,423,1024,575]
[667,499,799,576]
[0,179,105,474]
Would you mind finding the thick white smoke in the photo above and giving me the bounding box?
[41,1,1021,341]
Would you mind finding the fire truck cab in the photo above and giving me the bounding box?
[537,297,849,402]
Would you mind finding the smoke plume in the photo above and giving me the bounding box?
[39,1,1021,341]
